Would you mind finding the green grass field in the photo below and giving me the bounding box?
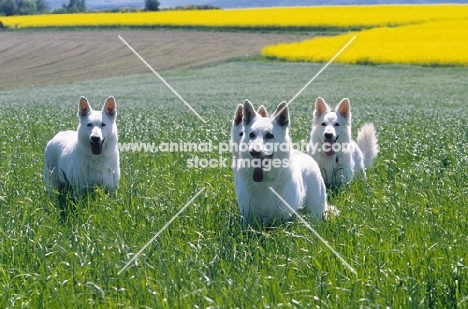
[1,60,467,307]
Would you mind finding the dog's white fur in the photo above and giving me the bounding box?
[308,97,378,187]
[43,96,120,195]
[230,103,269,195]
[232,100,331,228]
[230,103,268,158]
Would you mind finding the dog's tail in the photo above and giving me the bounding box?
[357,123,379,168]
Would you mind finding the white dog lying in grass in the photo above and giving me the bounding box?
[231,100,334,228]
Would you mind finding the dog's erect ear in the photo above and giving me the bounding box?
[273,102,289,127]
[314,97,330,118]
[233,104,243,126]
[103,96,117,117]
[79,96,92,117]
[336,98,351,121]
[243,99,257,126]
[257,105,269,118]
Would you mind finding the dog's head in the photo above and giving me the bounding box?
[78,96,117,155]
[241,100,290,182]
[312,97,351,157]
[230,103,244,159]
[230,101,269,158]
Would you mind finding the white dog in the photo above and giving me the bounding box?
[308,97,378,187]
[232,100,331,228]
[44,96,120,195]
[230,102,268,159]
[230,102,268,198]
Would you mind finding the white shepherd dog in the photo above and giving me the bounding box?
[44,96,120,195]
[230,102,268,197]
[231,100,333,229]
[308,97,379,187]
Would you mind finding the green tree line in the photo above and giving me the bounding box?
[0,0,88,15]
[0,0,185,16]
[0,0,49,15]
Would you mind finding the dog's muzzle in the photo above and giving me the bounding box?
[90,136,104,155]
[323,134,339,157]
[251,154,273,183]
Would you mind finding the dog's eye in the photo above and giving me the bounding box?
[239,132,243,137]
[249,132,255,139]
[321,122,326,126]
[87,123,92,127]
[101,123,106,127]
[265,132,274,139]
[334,123,340,126]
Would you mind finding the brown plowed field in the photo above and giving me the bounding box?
[0,29,312,90]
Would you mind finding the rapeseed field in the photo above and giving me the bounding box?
[262,19,468,66]
[2,5,467,29]
[2,4,467,66]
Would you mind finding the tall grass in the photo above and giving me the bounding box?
[0,61,467,307]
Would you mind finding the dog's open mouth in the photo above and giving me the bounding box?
[252,154,273,183]
[324,136,339,157]
[90,139,104,155]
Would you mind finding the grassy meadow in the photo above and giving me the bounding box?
[0,60,467,307]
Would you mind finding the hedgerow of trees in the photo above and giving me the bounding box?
[0,0,49,15]
[61,0,85,13]
[145,0,159,11]
[0,0,218,16]
[0,0,87,15]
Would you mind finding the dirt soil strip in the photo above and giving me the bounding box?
[0,29,313,90]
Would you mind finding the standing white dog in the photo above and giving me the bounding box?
[232,100,331,228]
[44,96,120,195]
[308,97,378,187]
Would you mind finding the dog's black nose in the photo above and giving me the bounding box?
[91,136,101,143]
[324,132,334,140]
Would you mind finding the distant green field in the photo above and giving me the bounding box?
[0,60,467,307]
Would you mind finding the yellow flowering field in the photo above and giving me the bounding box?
[262,18,468,66]
[1,4,467,66]
[1,5,467,29]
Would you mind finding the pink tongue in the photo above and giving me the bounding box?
[253,167,264,182]
[325,142,335,156]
